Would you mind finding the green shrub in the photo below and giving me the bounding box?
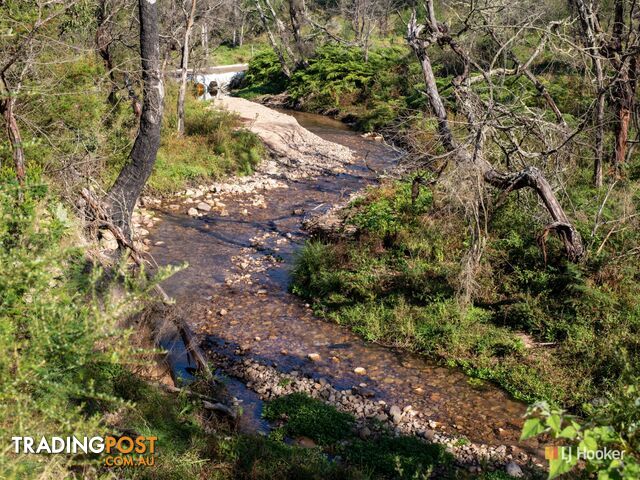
[291,174,640,409]
[0,179,130,477]
[238,50,289,96]
[521,390,640,479]
[341,435,452,479]
[263,393,355,445]
[151,85,265,193]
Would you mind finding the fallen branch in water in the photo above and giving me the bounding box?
[80,188,215,383]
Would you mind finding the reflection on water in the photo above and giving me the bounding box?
[149,109,539,454]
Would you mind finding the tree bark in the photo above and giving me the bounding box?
[0,75,26,185]
[612,58,636,173]
[288,0,308,67]
[609,0,637,175]
[255,0,291,78]
[96,0,118,105]
[107,0,164,238]
[177,0,197,136]
[264,0,297,63]
[573,0,605,187]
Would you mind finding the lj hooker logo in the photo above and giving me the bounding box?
[11,435,158,467]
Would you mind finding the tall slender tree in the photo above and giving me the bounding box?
[177,0,197,136]
[108,0,164,237]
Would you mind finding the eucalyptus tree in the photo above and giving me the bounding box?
[107,0,164,237]
[177,0,197,135]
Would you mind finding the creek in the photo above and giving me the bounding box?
[148,108,539,458]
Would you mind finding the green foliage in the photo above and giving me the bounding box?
[210,43,269,65]
[0,55,135,187]
[223,434,341,480]
[341,435,451,479]
[348,180,432,237]
[152,84,264,193]
[238,50,289,96]
[521,394,640,479]
[258,393,454,479]
[0,180,137,477]
[291,175,640,409]
[238,44,421,131]
[263,393,355,445]
[287,44,416,129]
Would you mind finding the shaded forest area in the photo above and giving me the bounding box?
[1,0,639,478]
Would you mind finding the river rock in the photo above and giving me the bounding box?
[187,207,198,216]
[294,436,317,448]
[505,461,523,478]
[196,201,211,212]
[307,353,321,362]
[100,230,118,250]
[354,367,366,375]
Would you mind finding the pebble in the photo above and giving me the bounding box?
[219,309,228,316]
[204,353,531,472]
[505,461,524,478]
[307,353,321,362]
[353,367,366,375]
[187,207,198,216]
[196,201,211,212]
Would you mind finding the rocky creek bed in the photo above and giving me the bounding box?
[118,103,548,477]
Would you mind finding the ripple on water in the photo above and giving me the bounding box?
[149,109,537,455]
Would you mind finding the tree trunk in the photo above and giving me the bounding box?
[255,0,291,78]
[107,0,164,238]
[612,57,637,174]
[96,0,117,105]
[177,0,197,136]
[264,0,297,63]
[609,0,637,175]
[0,75,26,185]
[201,23,208,61]
[288,0,308,67]
[573,0,606,187]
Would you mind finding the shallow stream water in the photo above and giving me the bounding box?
[149,109,540,455]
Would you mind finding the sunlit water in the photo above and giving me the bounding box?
[149,109,540,453]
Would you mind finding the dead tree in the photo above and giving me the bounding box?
[406,4,584,276]
[255,0,291,77]
[573,0,606,187]
[177,0,197,136]
[107,0,164,238]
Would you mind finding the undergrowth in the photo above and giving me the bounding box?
[291,176,640,410]
[151,84,264,194]
[261,393,454,479]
